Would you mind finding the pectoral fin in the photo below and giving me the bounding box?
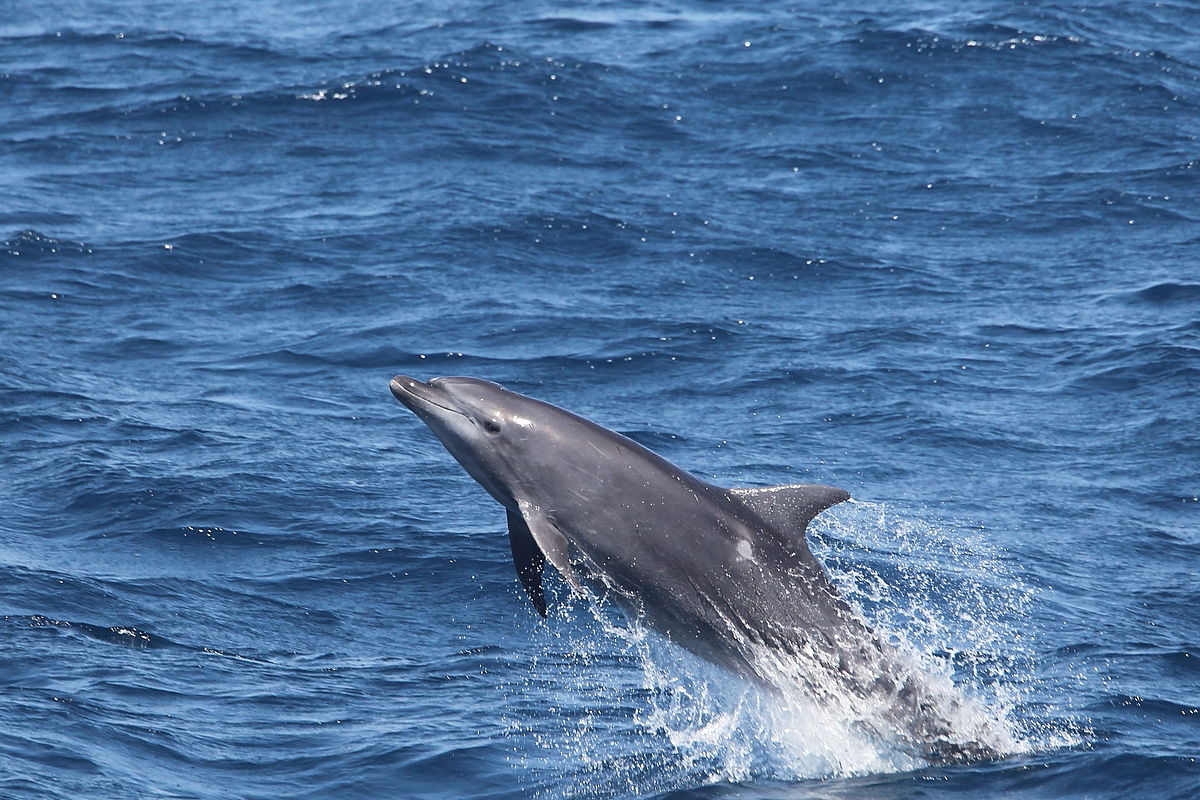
[508,501,585,615]
[507,509,547,617]
[728,483,850,557]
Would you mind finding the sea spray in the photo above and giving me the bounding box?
[507,501,1066,796]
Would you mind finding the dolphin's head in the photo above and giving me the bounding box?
[390,375,571,507]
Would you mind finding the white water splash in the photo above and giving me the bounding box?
[507,501,1071,797]
[811,500,1038,752]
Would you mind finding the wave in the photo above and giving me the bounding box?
[2,229,93,258]
[1058,342,1200,391]
[1119,281,1200,305]
[6,42,657,145]
[24,614,177,648]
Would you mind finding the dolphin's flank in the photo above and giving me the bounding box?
[389,375,1001,764]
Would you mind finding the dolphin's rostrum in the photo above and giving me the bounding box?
[390,375,1000,764]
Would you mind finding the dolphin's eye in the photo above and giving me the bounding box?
[483,419,501,434]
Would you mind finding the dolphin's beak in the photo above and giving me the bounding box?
[390,374,421,402]
[390,374,433,412]
[390,375,464,419]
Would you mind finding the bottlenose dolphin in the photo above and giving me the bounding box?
[389,375,999,764]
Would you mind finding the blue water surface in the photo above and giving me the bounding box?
[2,1,1198,798]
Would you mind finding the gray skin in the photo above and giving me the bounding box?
[390,375,998,764]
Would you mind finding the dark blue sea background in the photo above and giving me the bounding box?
[2,0,1198,797]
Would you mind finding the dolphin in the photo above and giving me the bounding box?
[389,375,999,764]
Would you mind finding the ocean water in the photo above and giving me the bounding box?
[2,0,1198,797]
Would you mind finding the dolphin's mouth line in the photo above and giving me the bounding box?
[392,377,472,421]
[421,394,470,419]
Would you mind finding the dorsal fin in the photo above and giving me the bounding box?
[727,483,850,555]
[507,509,547,617]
